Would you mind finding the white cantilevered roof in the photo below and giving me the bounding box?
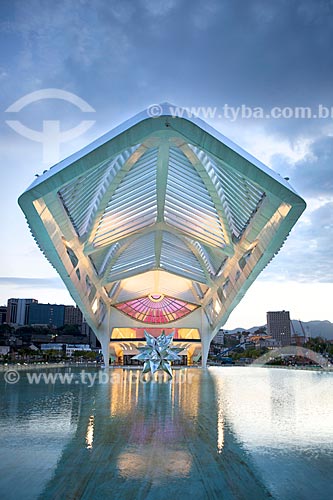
[19,103,306,336]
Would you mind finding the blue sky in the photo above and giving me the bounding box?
[0,0,332,328]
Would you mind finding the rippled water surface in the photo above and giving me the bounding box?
[0,366,332,499]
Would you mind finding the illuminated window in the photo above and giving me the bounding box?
[66,247,78,268]
[92,298,98,314]
[214,298,221,315]
[98,299,106,324]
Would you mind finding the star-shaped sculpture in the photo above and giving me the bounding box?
[133,330,183,377]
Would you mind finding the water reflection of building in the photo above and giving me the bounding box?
[109,368,201,422]
[37,369,276,498]
[269,369,295,428]
[210,367,297,450]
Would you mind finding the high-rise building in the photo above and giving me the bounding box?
[6,298,38,325]
[28,303,65,328]
[64,305,83,326]
[0,306,7,324]
[213,329,225,345]
[267,310,291,346]
[82,319,99,348]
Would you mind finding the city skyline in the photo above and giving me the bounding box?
[2,292,332,330]
[1,1,332,329]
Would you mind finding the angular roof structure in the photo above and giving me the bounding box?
[19,103,306,367]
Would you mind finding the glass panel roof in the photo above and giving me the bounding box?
[93,147,158,247]
[59,146,138,237]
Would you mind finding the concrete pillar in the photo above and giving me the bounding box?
[201,332,211,368]
[99,333,110,368]
[98,306,113,369]
[201,310,213,368]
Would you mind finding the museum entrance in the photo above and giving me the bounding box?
[110,327,201,366]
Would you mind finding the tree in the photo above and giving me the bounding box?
[57,324,82,335]
[0,324,14,335]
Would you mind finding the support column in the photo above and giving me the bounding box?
[82,316,110,369]
[201,333,211,368]
[100,333,110,368]
[200,310,213,368]
[98,304,112,369]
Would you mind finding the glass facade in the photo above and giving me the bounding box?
[28,303,65,328]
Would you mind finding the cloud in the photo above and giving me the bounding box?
[0,66,8,79]
[293,137,333,196]
[190,0,221,30]
[0,276,74,306]
[1,0,131,80]
[0,277,64,289]
[271,136,333,197]
[109,1,136,23]
[140,0,179,17]
[2,0,332,132]
[261,202,333,283]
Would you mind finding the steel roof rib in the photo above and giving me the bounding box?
[160,232,208,284]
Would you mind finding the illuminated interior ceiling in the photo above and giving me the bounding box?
[19,103,306,366]
[113,294,198,324]
[111,327,201,340]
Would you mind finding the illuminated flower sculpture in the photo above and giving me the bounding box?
[133,330,182,377]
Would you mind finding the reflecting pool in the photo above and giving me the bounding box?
[1,367,332,499]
